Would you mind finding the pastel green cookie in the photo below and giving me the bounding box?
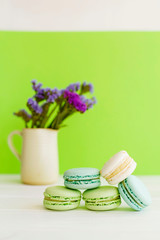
[43,186,81,211]
[83,186,121,211]
[63,168,100,190]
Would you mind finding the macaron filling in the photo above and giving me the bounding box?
[104,157,134,181]
[85,195,120,203]
[64,174,100,181]
[44,199,80,206]
[83,192,121,207]
[43,194,81,207]
[64,179,100,185]
[43,191,81,207]
[44,192,81,202]
[86,198,121,206]
[44,197,80,203]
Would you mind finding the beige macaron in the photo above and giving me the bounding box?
[100,151,137,185]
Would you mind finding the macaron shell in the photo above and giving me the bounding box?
[101,151,129,177]
[108,161,137,185]
[83,186,120,199]
[85,199,121,211]
[43,199,80,211]
[118,175,151,211]
[123,175,152,206]
[44,186,81,199]
[63,168,100,180]
[118,182,141,211]
[64,179,100,190]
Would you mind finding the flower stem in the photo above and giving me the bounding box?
[51,107,73,129]
[40,104,58,128]
[31,120,34,128]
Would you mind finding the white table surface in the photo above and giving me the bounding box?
[0,175,160,240]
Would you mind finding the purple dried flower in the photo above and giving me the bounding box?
[52,88,61,97]
[27,98,43,114]
[80,95,86,102]
[31,79,36,84]
[85,99,94,109]
[88,83,94,93]
[92,97,97,104]
[38,89,44,94]
[35,94,44,100]
[80,96,97,109]
[35,88,55,102]
[47,88,61,103]
[47,95,56,103]
[81,82,94,94]
[28,98,33,105]
[14,109,31,122]
[66,82,80,92]
[59,89,65,96]
[74,100,87,112]
[64,90,74,104]
[31,80,42,92]
[45,87,51,92]
[35,88,45,100]
[64,90,87,113]
[21,109,32,119]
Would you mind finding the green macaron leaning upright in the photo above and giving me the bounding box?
[43,186,81,211]
[83,186,121,211]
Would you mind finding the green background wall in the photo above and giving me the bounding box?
[0,32,160,175]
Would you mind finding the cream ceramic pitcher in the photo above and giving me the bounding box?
[8,128,59,185]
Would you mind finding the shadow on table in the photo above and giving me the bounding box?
[31,205,136,213]
[115,207,136,212]
[77,205,135,212]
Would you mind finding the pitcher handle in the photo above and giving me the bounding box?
[8,130,22,161]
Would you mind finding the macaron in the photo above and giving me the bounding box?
[43,186,81,211]
[63,168,100,190]
[118,175,151,211]
[83,186,121,211]
[100,150,136,185]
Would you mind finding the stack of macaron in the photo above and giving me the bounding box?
[100,151,151,211]
[43,150,151,211]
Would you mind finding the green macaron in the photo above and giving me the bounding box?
[43,186,81,211]
[83,186,121,211]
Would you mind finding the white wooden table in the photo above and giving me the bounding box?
[0,175,160,240]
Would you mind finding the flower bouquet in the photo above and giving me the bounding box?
[14,80,96,129]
